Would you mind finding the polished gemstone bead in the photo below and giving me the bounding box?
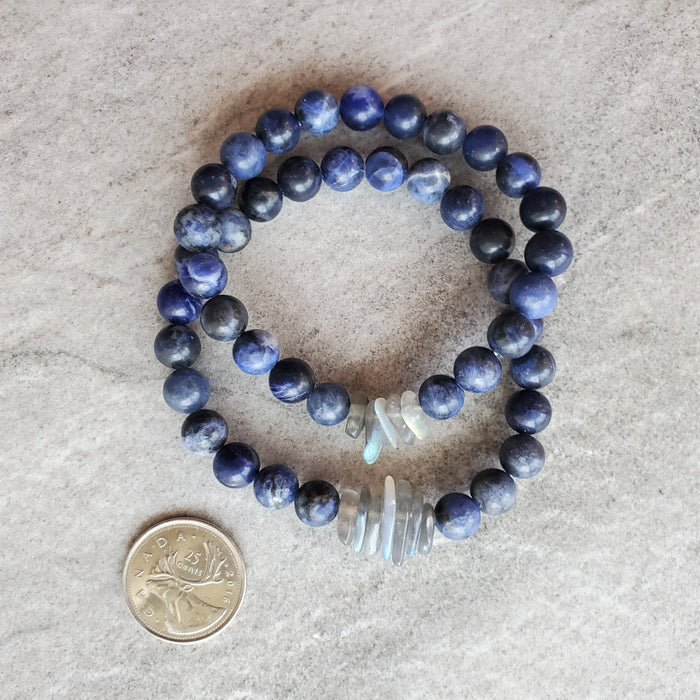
[392,480,412,566]
[470,218,515,264]
[487,259,528,304]
[400,390,431,439]
[213,442,260,488]
[453,346,502,393]
[154,324,201,369]
[374,397,399,448]
[423,109,466,155]
[239,177,283,222]
[381,475,397,560]
[174,203,222,252]
[220,132,267,179]
[181,409,227,455]
[418,375,464,420]
[268,357,315,403]
[217,208,252,253]
[345,390,368,439]
[363,400,386,464]
[232,329,280,375]
[496,152,541,198]
[295,479,340,527]
[499,433,545,479]
[362,485,383,557]
[295,89,339,136]
[435,492,481,539]
[487,309,537,358]
[365,147,408,192]
[510,345,556,389]
[175,244,216,274]
[509,272,558,319]
[524,229,573,276]
[339,85,384,131]
[163,368,210,413]
[404,489,424,557]
[385,394,416,445]
[191,163,237,210]
[505,389,552,434]
[520,186,567,231]
[255,109,300,154]
[200,295,248,342]
[383,93,426,139]
[440,185,484,231]
[253,464,298,508]
[179,252,228,298]
[462,125,508,171]
[320,146,365,191]
[417,503,435,555]
[307,382,351,426]
[353,485,372,553]
[157,280,203,324]
[406,158,451,204]
[337,489,360,545]
[277,156,322,202]
[470,468,516,515]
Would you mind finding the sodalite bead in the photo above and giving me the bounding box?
[499,433,545,479]
[213,442,260,488]
[268,357,315,403]
[470,218,515,264]
[220,132,267,180]
[470,468,516,515]
[232,329,280,375]
[191,163,237,210]
[381,475,397,560]
[505,389,552,434]
[339,85,384,131]
[337,489,360,545]
[524,230,573,276]
[365,147,408,192]
[320,146,364,191]
[277,156,322,202]
[440,185,485,231]
[487,309,537,358]
[385,394,416,445]
[345,390,368,439]
[406,158,451,204]
[373,397,399,448]
[200,295,248,341]
[239,177,283,222]
[383,94,426,139]
[419,375,464,420]
[254,464,299,509]
[462,125,508,171]
[435,492,481,540]
[163,368,210,413]
[417,503,435,555]
[453,346,502,393]
[217,208,251,253]
[181,409,227,455]
[392,479,413,566]
[363,400,386,464]
[307,382,350,426]
[520,186,567,231]
[154,324,201,368]
[510,345,556,389]
[400,390,430,439]
[496,153,541,198]
[174,203,221,252]
[255,109,300,154]
[295,480,340,527]
[509,272,558,319]
[423,110,466,155]
[178,252,228,299]
[487,259,528,304]
[157,280,203,324]
[295,89,339,135]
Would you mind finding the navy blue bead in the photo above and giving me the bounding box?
[320,146,364,191]
[154,324,201,369]
[509,272,558,319]
[486,259,528,304]
[295,479,340,526]
[524,230,573,276]
[453,347,502,393]
[365,147,408,192]
[191,163,237,210]
[469,218,515,264]
[307,383,350,426]
[383,93,426,139]
[505,389,552,434]
[510,345,556,389]
[499,434,545,479]
[434,492,481,540]
[213,442,260,488]
[220,132,267,180]
[181,409,228,455]
[174,244,218,274]
[440,186,484,231]
[200,295,248,341]
[462,125,508,171]
[339,85,384,131]
[217,208,251,253]
[423,110,466,155]
[418,375,464,420]
[254,464,299,509]
[406,158,450,204]
[173,203,222,252]
[232,329,280,375]
[157,280,204,324]
[470,469,516,515]
[496,153,541,198]
[277,156,322,202]
[295,90,339,136]
[178,252,228,299]
[520,187,567,231]
[487,309,537,358]
[239,177,283,222]
[269,358,315,403]
[163,368,210,413]
[255,109,300,154]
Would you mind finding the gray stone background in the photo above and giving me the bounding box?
[1,0,698,698]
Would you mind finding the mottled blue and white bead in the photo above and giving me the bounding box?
[487,309,537,358]
[157,280,203,324]
[268,357,315,403]
[163,367,210,413]
[232,329,280,375]
[154,324,201,368]
[423,110,466,155]
[255,109,300,154]
[295,89,339,135]
[509,272,558,319]
[453,346,502,393]
[181,409,228,455]
[434,492,481,539]
[496,152,541,198]
[418,375,464,420]
[440,185,484,231]
[462,125,508,171]
[178,252,228,299]
[339,85,384,131]
[406,158,451,204]
[213,442,260,488]
[277,156,322,202]
[470,469,517,515]
[524,230,573,276]
[505,389,552,434]
[295,480,340,526]
[320,146,364,191]
[254,464,299,508]
[365,147,408,192]
[510,345,556,389]
[217,208,252,253]
[173,203,221,252]
[307,382,351,426]
[200,295,248,342]
[239,177,283,222]
[191,163,237,210]
[220,132,267,180]
[499,434,545,479]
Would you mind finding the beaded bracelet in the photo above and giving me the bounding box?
[154,85,573,565]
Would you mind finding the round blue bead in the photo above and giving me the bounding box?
[470,218,515,264]
[157,280,204,324]
[173,203,221,252]
[154,324,201,369]
[510,345,556,389]
[181,409,227,455]
[295,90,339,136]
[440,186,484,231]
[277,156,322,202]
[509,272,558,319]
[174,245,219,274]
[418,375,464,420]
[524,230,573,276]
[365,147,408,192]
[462,125,508,171]
[339,85,384,131]
[423,110,466,155]
[269,357,315,403]
[239,177,283,222]
[383,93,426,139]
[520,187,567,231]
[163,368,210,413]
[220,132,267,180]
[487,259,528,304]
[178,252,228,299]
[320,146,365,191]
[254,464,299,509]
[496,153,541,198]
[295,479,340,526]
[434,492,481,540]
[499,433,545,479]
[470,469,517,515]
[406,158,451,204]
[255,109,300,154]
[217,208,251,253]
[213,442,260,488]
[306,382,350,426]
[232,329,280,375]
[487,309,537,358]
[200,295,248,342]
[453,347,502,393]
[505,389,552,434]
[190,163,237,210]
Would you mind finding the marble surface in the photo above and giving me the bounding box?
[1,1,698,697]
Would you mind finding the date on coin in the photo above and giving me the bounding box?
[122,517,245,642]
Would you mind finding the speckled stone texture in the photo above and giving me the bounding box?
[1,1,698,698]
